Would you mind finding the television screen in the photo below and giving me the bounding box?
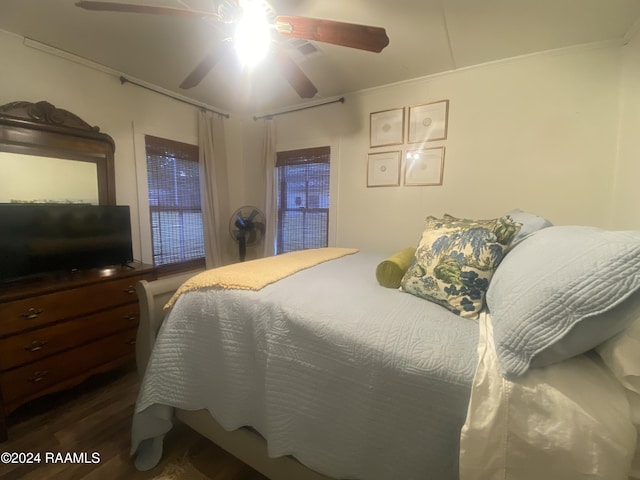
[0,204,134,282]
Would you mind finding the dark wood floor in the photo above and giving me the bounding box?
[0,366,268,480]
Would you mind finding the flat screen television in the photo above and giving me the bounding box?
[0,204,134,282]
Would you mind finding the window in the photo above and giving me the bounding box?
[145,135,205,272]
[276,146,330,254]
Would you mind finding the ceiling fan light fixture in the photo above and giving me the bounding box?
[73,1,389,96]
[234,0,271,67]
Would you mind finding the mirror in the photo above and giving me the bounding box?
[0,100,116,205]
[0,153,99,203]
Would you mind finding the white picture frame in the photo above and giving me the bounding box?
[408,100,449,144]
[370,108,404,148]
[367,151,401,187]
[404,147,445,186]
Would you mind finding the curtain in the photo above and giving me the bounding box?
[198,110,230,268]
[262,118,277,257]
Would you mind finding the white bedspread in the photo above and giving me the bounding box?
[460,313,637,480]
[131,251,478,479]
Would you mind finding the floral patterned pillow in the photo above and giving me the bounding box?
[401,214,521,319]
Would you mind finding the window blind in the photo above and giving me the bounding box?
[276,146,330,254]
[145,135,205,267]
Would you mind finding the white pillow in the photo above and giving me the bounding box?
[597,314,640,395]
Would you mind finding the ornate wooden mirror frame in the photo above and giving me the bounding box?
[0,100,116,205]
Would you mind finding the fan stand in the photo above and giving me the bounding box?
[237,230,247,262]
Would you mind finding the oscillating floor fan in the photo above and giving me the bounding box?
[229,206,265,261]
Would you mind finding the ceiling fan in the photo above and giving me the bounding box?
[75,1,390,99]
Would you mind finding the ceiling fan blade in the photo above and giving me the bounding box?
[75,1,221,21]
[274,16,389,53]
[180,41,232,89]
[272,47,318,99]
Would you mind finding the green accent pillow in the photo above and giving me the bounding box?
[376,247,416,288]
[401,214,521,319]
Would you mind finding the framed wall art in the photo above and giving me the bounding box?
[407,100,449,144]
[404,147,445,186]
[370,108,404,148]
[367,151,401,187]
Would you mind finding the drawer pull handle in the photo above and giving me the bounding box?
[28,370,49,383]
[123,313,138,321]
[24,340,48,352]
[21,308,43,319]
[124,285,136,295]
[126,338,136,345]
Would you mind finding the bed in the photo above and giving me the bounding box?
[131,212,640,480]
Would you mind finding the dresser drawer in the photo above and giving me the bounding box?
[0,273,154,336]
[0,304,140,370]
[0,328,137,407]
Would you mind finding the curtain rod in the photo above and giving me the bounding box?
[253,97,345,120]
[119,76,230,118]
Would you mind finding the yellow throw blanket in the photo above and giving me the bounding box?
[164,247,359,310]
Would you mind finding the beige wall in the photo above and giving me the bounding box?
[249,43,626,253]
[0,29,242,264]
[2,24,636,261]
[611,27,640,229]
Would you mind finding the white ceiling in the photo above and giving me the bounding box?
[1,0,639,115]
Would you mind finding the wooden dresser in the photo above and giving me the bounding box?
[0,263,156,441]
